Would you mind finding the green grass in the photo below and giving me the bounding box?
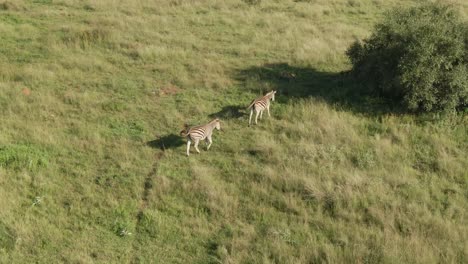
[0,0,467,263]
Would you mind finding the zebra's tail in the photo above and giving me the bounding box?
[180,123,190,137]
[246,100,255,110]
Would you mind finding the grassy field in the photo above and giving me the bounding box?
[0,0,467,263]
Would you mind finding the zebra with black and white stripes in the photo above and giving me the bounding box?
[180,118,221,156]
[247,90,276,126]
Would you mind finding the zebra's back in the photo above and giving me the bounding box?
[254,98,268,111]
[187,126,207,140]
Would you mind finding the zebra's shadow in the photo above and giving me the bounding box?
[235,62,396,116]
[146,134,185,151]
[208,105,246,120]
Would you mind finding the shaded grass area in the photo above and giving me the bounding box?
[0,0,466,263]
[146,134,185,151]
[237,62,398,115]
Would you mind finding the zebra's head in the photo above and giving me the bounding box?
[269,90,277,101]
[214,118,221,130]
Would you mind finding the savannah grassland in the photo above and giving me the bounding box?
[0,0,467,263]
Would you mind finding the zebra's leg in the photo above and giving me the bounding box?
[267,105,271,117]
[186,140,191,156]
[255,110,260,124]
[249,109,253,126]
[194,139,201,154]
[206,136,212,150]
[260,110,263,119]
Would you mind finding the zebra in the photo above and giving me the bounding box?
[247,90,276,126]
[180,118,221,156]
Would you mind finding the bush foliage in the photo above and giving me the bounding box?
[347,3,468,112]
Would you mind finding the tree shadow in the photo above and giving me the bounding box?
[208,105,246,120]
[146,134,185,151]
[236,62,395,115]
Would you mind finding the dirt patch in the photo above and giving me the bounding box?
[21,88,31,96]
[158,84,181,96]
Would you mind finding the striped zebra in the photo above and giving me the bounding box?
[180,118,221,156]
[247,90,276,126]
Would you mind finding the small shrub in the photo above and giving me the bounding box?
[347,3,468,112]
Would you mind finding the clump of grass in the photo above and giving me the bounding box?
[118,228,132,237]
[83,4,95,11]
[0,1,22,11]
[0,144,48,171]
[32,196,42,206]
[107,120,146,141]
[112,207,134,238]
[347,0,361,7]
[351,147,377,169]
[62,27,114,49]
[243,0,262,6]
[0,221,16,251]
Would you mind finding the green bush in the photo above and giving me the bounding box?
[347,3,468,112]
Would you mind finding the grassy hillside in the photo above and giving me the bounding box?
[0,0,467,263]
